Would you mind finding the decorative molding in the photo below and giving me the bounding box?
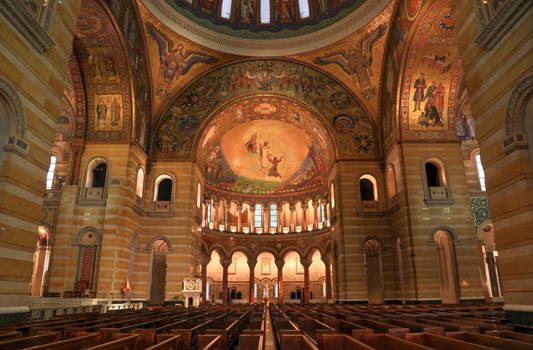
[0,0,56,54]
[470,197,491,232]
[504,75,533,135]
[0,77,27,137]
[141,0,390,56]
[475,0,532,50]
[4,136,30,157]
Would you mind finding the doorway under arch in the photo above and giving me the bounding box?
[434,230,459,304]
[149,239,169,305]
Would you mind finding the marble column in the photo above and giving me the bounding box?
[275,258,285,304]
[201,255,211,302]
[214,203,219,228]
[289,206,296,232]
[300,257,312,304]
[277,206,283,233]
[302,205,308,231]
[221,257,232,304]
[322,255,332,301]
[247,259,257,303]
[313,203,319,230]
[237,206,242,233]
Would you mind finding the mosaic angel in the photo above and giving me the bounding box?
[314,25,386,98]
[146,22,217,92]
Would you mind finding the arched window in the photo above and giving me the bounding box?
[154,175,174,202]
[157,179,173,201]
[92,163,107,188]
[425,162,441,187]
[269,203,277,228]
[136,168,145,197]
[220,0,232,19]
[386,165,397,199]
[423,158,451,202]
[45,155,57,190]
[260,0,270,23]
[330,182,335,208]
[297,0,310,18]
[359,175,377,201]
[319,201,326,223]
[207,199,213,223]
[254,203,263,228]
[196,182,202,208]
[475,153,486,191]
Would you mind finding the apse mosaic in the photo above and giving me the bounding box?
[153,60,377,162]
[76,0,132,142]
[163,0,367,39]
[104,0,153,152]
[196,96,335,194]
[400,0,461,142]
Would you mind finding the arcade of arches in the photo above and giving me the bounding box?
[0,0,532,327]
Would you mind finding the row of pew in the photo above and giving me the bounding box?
[269,303,533,350]
[0,304,266,349]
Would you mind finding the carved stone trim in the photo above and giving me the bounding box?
[0,0,56,54]
[475,0,532,50]
[504,75,533,135]
[0,77,27,137]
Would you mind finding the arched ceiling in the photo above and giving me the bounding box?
[153,59,378,162]
[197,96,336,195]
[141,0,390,56]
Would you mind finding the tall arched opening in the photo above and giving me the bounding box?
[363,239,384,304]
[30,226,52,296]
[149,239,169,305]
[434,230,459,304]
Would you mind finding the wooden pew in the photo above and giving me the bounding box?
[446,331,533,350]
[242,318,265,335]
[239,334,264,350]
[133,319,187,348]
[295,317,338,347]
[19,333,101,350]
[321,317,374,340]
[85,334,140,350]
[405,332,496,350]
[0,331,22,340]
[352,319,410,338]
[0,332,61,350]
[383,318,445,335]
[271,318,301,347]
[99,318,163,342]
[320,333,375,350]
[198,334,224,350]
[487,330,533,344]
[144,334,182,350]
[440,317,513,332]
[362,334,434,350]
[279,334,319,350]
[199,318,240,350]
[170,318,214,350]
[416,317,481,333]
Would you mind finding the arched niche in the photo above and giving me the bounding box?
[149,239,169,305]
[433,229,460,304]
[363,238,384,304]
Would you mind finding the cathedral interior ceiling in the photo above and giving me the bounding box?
[160,0,368,39]
[67,0,473,161]
[153,59,378,162]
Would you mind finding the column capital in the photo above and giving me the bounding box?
[201,256,211,266]
[301,204,308,210]
[220,257,232,268]
[312,202,319,208]
[275,258,285,269]
[300,257,312,268]
[289,206,296,211]
[247,259,257,268]
[321,255,332,265]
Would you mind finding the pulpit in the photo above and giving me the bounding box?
[182,278,202,307]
